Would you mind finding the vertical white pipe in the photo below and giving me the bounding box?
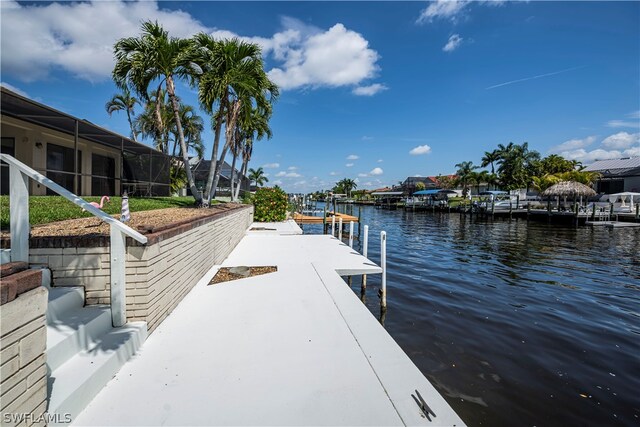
[381,231,387,310]
[331,215,336,237]
[363,225,369,258]
[349,221,354,248]
[110,225,127,327]
[338,217,343,240]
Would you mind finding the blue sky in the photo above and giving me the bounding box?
[2,1,639,192]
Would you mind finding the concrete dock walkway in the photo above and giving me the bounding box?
[74,222,465,426]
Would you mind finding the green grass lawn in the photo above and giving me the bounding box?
[0,196,200,229]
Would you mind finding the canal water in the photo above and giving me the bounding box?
[303,204,639,426]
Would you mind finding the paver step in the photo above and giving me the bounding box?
[0,261,28,277]
[47,286,85,323]
[47,321,147,426]
[0,268,42,305]
[46,304,112,373]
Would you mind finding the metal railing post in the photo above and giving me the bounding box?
[9,165,29,262]
[380,231,387,311]
[110,225,127,327]
[349,221,354,248]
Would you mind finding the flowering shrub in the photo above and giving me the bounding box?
[253,186,288,222]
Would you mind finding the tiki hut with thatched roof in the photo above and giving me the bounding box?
[542,181,596,198]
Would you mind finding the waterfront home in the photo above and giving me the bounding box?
[584,156,640,193]
[0,86,172,197]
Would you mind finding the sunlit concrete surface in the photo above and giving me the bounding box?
[74,230,466,426]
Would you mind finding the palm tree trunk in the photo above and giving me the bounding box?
[234,158,247,201]
[229,146,238,201]
[204,109,224,204]
[166,76,201,203]
[210,99,241,201]
[126,111,138,142]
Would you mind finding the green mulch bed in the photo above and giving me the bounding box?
[0,195,205,229]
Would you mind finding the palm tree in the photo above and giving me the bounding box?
[496,142,540,191]
[232,107,273,200]
[113,20,202,203]
[193,34,278,205]
[105,88,140,141]
[248,167,268,187]
[455,161,477,196]
[338,178,357,198]
[481,149,500,174]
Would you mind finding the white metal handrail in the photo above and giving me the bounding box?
[1,153,146,327]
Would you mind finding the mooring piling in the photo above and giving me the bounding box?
[349,221,354,248]
[338,217,343,241]
[331,215,336,237]
[362,225,369,292]
[380,231,387,311]
[323,206,327,234]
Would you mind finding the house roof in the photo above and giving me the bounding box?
[584,157,640,172]
[190,158,246,180]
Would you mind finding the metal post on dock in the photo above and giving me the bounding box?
[636,204,639,221]
[516,194,520,210]
[331,215,336,237]
[362,224,369,292]
[380,231,387,311]
[349,221,354,248]
[338,217,343,241]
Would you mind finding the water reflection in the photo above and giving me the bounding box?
[307,204,640,427]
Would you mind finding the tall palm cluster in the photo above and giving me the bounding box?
[333,178,357,198]
[108,21,278,205]
[454,142,597,195]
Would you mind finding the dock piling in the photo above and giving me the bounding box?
[323,206,327,234]
[349,221,354,248]
[331,215,336,237]
[338,217,343,241]
[362,225,369,292]
[380,231,387,311]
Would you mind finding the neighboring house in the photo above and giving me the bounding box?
[1,86,171,196]
[584,157,640,193]
[401,176,438,195]
[188,158,250,197]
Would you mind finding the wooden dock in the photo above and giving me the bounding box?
[292,212,359,225]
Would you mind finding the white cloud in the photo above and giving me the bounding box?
[276,171,287,177]
[272,180,283,185]
[602,132,639,149]
[1,3,383,93]
[1,0,209,82]
[628,111,640,119]
[346,154,359,160]
[329,171,338,176]
[352,83,388,96]
[362,135,374,141]
[377,159,383,163]
[263,163,280,169]
[554,132,640,163]
[416,0,506,24]
[606,120,639,129]
[0,82,29,97]
[358,173,368,177]
[442,34,463,52]
[369,167,384,176]
[409,144,432,155]
[285,172,302,178]
[287,166,298,170]
[345,163,354,167]
[550,136,596,153]
[267,23,381,91]
[416,0,468,24]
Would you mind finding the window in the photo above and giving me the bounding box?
[1,137,15,195]
[46,143,81,194]
[91,153,115,196]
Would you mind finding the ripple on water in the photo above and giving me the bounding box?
[310,206,640,427]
